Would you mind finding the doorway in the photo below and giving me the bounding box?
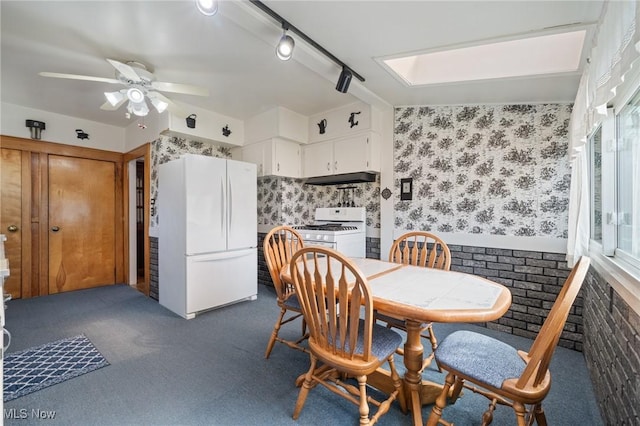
[124,144,150,296]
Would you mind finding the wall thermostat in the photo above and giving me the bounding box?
[400,178,413,201]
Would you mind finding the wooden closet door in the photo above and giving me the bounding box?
[48,155,116,293]
[1,148,23,298]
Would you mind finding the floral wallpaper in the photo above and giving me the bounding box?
[150,135,231,227]
[258,176,381,229]
[148,103,570,238]
[394,104,572,238]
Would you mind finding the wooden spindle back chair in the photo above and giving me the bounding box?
[379,231,452,371]
[289,246,405,425]
[263,226,308,358]
[427,256,591,426]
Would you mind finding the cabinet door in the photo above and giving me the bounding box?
[240,143,265,176]
[272,139,300,178]
[303,141,334,178]
[334,134,370,174]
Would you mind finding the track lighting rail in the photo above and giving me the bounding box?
[249,0,365,83]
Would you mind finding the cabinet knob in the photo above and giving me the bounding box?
[327,162,331,171]
[7,225,18,233]
[334,161,338,171]
[51,226,60,232]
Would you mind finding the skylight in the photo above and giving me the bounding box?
[381,30,586,86]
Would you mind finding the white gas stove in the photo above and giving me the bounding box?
[294,207,366,258]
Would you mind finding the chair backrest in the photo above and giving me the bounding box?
[289,246,375,362]
[263,226,305,301]
[513,256,591,390]
[389,231,451,270]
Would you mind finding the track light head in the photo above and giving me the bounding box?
[336,67,352,93]
[276,29,295,61]
[196,0,218,16]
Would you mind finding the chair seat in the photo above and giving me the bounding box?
[322,319,403,363]
[282,293,302,310]
[435,330,526,390]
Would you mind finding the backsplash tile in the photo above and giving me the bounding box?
[258,176,380,228]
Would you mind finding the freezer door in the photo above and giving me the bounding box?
[226,159,257,250]
[185,155,227,255]
[186,248,257,316]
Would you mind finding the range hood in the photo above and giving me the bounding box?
[304,172,377,186]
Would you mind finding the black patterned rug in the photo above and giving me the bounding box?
[3,334,109,402]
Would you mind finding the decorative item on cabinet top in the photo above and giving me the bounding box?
[25,119,46,140]
[75,129,89,140]
[186,114,197,128]
[348,111,361,128]
[318,119,327,134]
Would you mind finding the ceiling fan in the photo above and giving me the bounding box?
[39,59,209,118]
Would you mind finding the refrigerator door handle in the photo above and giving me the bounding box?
[220,178,225,234]
[228,177,233,227]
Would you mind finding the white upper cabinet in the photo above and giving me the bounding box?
[159,103,244,147]
[245,106,308,144]
[303,131,380,178]
[235,137,300,178]
[303,141,334,177]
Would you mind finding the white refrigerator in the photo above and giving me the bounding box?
[158,154,257,319]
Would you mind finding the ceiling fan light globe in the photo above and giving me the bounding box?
[129,100,149,117]
[151,98,169,113]
[196,0,218,16]
[104,91,124,106]
[126,87,145,104]
[276,34,294,61]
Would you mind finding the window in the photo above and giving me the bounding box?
[590,126,602,243]
[617,91,640,263]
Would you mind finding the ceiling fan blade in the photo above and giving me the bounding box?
[151,81,209,97]
[39,72,120,84]
[106,59,141,81]
[166,103,190,119]
[147,91,188,117]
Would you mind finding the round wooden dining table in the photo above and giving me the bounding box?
[281,256,512,426]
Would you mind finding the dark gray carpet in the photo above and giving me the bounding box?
[3,284,603,425]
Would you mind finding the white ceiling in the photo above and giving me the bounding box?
[1,1,604,129]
